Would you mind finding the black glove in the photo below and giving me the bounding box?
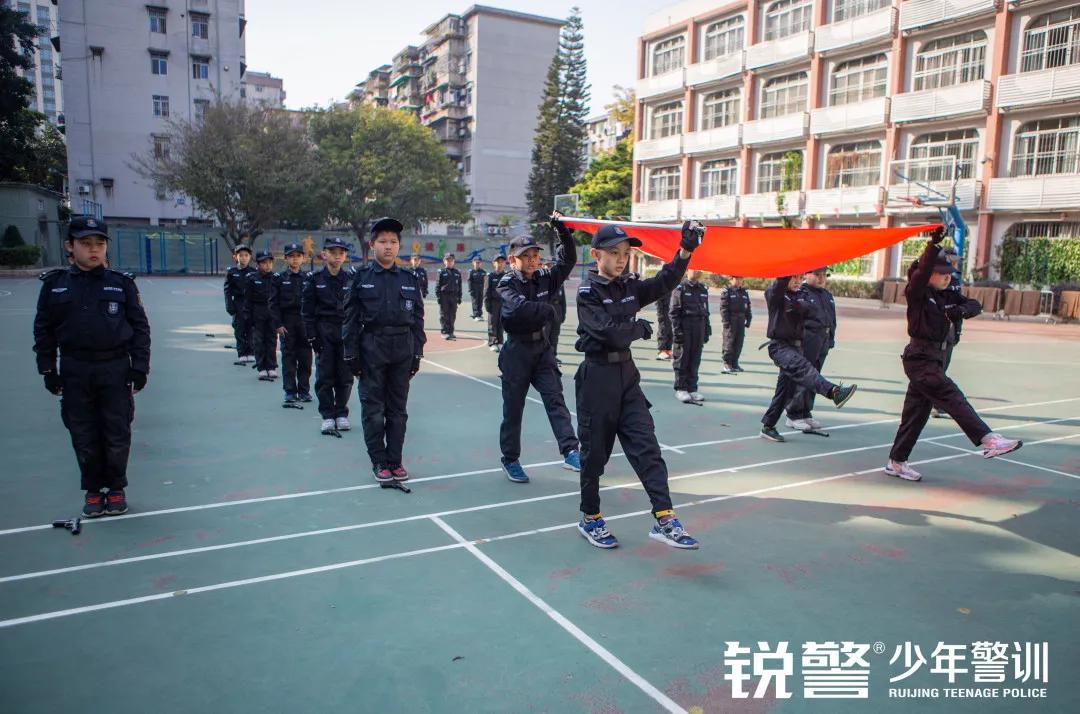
[550,213,572,242]
[944,304,966,322]
[680,220,705,253]
[308,337,323,354]
[127,369,147,392]
[345,357,363,378]
[410,355,422,377]
[43,372,62,395]
[636,319,653,341]
[930,226,946,245]
[673,331,684,344]
[745,317,752,329]
[705,327,712,343]
[226,306,236,317]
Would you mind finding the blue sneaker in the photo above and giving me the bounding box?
[562,450,581,472]
[578,515,618,549]
[648,516,699,550]
[503,461,529,483]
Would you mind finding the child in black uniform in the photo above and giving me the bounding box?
[485,255,507,352]
[245,250,278,380]
[670,269,711,404]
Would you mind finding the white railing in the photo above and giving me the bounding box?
[986,175,1080,211]
[633,135,683,161]
[631,199,682,222]
[804,185,884,216]
[810,97,889,136]
[997,65,1080,110]
[745,32,813,70]
[685,52,744,87]
[890,80,990,123]
[739,191,803,218]
[886,179,981,212]
[635,68,686,100]
[898,0,997,32]
[682,195,739,220]
[742,112,809,145]
[682,124,741,154]
[814,8,896,54]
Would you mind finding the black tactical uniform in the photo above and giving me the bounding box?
[270,243,313,400]
[302,238,354,420]
[33,218,151,499]
[436,260,462,337]
[890,238,989,462]
[468,264,487,319]
[224,246,255,360]
[344,218,426,474]
[485,263,507,348]
[497,232,579,466]
[244,251,278,373]
[670,277,711,394]
[410,262,429,298]
[719,283,751,369]
[547,280,567,359]
[786,277,836,421]
[656,290,674,354]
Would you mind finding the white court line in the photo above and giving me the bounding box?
[929,436,1080,481]
[3,416,1073,584]
[2,432,1072,631]
[431,517,687,714]
[2,396,1076,538]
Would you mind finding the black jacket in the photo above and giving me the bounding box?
[800,284,837,346]
[719,286,751,327]
[410,265,429,298]
[765,278,810,343]
[242,269,275,319]
[223,265,255,316]
[669,279,711,340]
[301,266,353,339]
[468,268,487,295]
[498,230,577,336]
[437,267,463,302]
[34,265,151,374]
[342,262,426,361]
[904,242,981,359]
[270,268,305,330]
[484,270,506,313]
[575,250,689,356]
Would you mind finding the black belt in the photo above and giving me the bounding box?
[368,325,409,336]
[62,348,128,362]
[510,330,546,342]
[909,337,947,351]
[760,338,801,350]
[585,350,632,364]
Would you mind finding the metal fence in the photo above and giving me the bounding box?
[110,230,220,275]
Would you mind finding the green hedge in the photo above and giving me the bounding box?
[705,274,883,300]
[0,245,42,267]
[999,237,1080,288]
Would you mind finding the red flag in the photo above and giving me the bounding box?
[561,218,940,278]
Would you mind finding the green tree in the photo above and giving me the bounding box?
[607,85,635,132]
[568,137,632,219]
[0,7,56,188]
[132,98,323,249]
[308,104,469,256]
[777,150,803,228]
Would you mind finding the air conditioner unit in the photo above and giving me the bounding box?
[456,162,464,170]
[179,218,188,226]
[77,185,90,195]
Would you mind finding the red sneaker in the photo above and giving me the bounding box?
[104,489,128,516]
[390,465,409,482]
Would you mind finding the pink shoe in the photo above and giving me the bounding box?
[981,433,1022,459]
[885,460,922,481]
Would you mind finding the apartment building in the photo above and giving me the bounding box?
[242,70,285,108]
[9,0,63,127]
[585,111,632,164]
[632,0,1080,278]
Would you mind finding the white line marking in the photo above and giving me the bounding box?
[430,517,687,714]
[928,434,1080,481]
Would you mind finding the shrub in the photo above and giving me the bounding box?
[0,245,42,267]
[2,225,25,247]
[999,237,1080,288]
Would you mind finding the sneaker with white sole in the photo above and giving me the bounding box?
[760,426,785,442]
[721,364,736,374]
[578,515,618,549]
[503,461,529,483]
[562,450,581,471]
[786,417,813,432]
[336,416,351,431]
[258,370,270,379]
[807,417,824,430]
[656,351,672,361]
[981,433,1022,459]
[268,369,278,378]
[690,392,705,402]
[489,345,498,352]
[675,390,694,403]
[242,355,255,364]
[884,460,922,481]
[648,516,699,549]
[320,418,336,434]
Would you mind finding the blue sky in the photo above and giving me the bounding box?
[246,0,666,115]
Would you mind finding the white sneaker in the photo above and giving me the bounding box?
[690,392,705,402]
[336,417,351,431]
[656,351,671,361]
[258,370,269,379]
[885,460,922,481]
[981,433,1022,459]
[244,355,256,364]
[786,418,813,432]
[268,369,278,378]
[320,419,336,434]
[675,390,694,403]
[489,345,498,352]
[807,417,824,430]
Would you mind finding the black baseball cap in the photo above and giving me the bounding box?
[808,266,831,276]
[68,216,109,240]
[323,236,349,251]
[233,244,252,255]
[370,217,404,236]
[283,243,304,256]
[932,251,956,274]
[444,253,456,260]
[255,250,273,262]
[493,254,506,261]
[592,224,641,249]
[507,236,542,257]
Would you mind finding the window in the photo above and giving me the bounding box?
[913,31,987,91]
[763,0,812,42]
[757,150,803,192]
[153,136,171,161]
[834,0,889,23]
[829,54,887,105]
[909,129,980,180]
[194,99,209,122]
[191,13,209,40]
[701,88,741,129]
[825,141,882,188]
[192,57,209,80]
[1006,221,1080,239]
[651,35,685,76]
[760,72,808,118]
[647,166,682,201]
[153,94,169,117]
[149,8,166,34]
[702,15,744,61]
[1011,116,1080,176]
[154,180,167,201]
[151,52,168,75]
[1021,6,1080,72]
[700,158,738,197]
[650,100,684,139]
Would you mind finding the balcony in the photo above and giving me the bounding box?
[814,8,896,55]
[745,31,812,70]
[810,97,889,136]
[899,0,997,33]
[997,65,1080,111]
[682,195,739,220]
[682,125,740,154]
[804,186,884,216]
[632,200,681,222]
[986,175,1080,212]
[739,191,803,218]
[742,112,808,146]
[636,69,685,100]
[685,52,744,87]
[890,80,990,123]
[633,135,683,161]
[886,179,981,213]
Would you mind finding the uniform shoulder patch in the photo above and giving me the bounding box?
[578,285,591,293]
[104,268,135,282]
[38,268,65,282]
